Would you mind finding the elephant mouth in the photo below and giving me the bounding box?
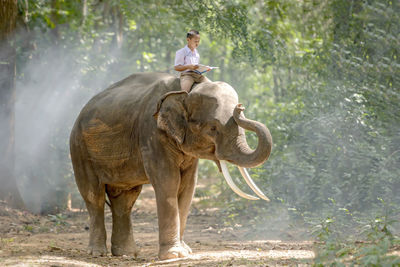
[198,143,216,157]
[186,144,217,161]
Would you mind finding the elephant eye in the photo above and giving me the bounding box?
[207,125,218,137]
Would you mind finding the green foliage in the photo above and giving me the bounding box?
[23,225,34,232]
[311,199,400,266]
[48,213,68,226]
[206,0,399,224]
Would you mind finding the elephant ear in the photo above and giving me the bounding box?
[153,91,188,144]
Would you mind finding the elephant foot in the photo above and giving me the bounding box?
[158,244,189,260]
[111,244,139,257]
[87,244,107,256]
[181,241,192,254]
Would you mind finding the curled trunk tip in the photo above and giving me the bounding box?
[230,104,273,168]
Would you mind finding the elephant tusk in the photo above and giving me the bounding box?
[220,161,259,200]
[238,167,270,202]
[213,159,222,173]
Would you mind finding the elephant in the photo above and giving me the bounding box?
[69,72,272,260]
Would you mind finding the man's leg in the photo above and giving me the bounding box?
[199,75,211,83]
[180,74,195,92]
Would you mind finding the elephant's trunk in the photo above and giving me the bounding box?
[228,104,272,168]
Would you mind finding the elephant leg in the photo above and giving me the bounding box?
[154,182,190,260]
[107,185,142,257]
[145,161,190,260]
[141,144,189,260]
[86,194,107,256]
[73,158,107,256]
[178,160,198,254]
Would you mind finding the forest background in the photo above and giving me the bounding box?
[0,0,399,264]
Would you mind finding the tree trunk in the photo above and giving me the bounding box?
[50,0,60,44]
[114,5,123,49]
[219,41,227,81]
[272,66,280,101]
[0,0,25,209]
[81,0,87,26]
[166,50,172,73]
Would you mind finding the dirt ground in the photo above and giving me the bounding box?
[0,185,315,266]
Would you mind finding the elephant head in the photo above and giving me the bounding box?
[154,81,272,201]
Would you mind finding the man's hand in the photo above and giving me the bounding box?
[189,64,199,70]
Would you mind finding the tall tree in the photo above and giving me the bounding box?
[0,0,25,209]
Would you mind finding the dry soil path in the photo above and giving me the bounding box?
[0,185,314,266]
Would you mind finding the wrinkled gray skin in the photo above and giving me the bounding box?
[70,72,272,260]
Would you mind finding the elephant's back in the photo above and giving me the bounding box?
[107,72,178,93]
[70,72,180,161]
[76,72,179,125]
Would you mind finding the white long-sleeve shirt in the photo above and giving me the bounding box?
[174,45,200,72]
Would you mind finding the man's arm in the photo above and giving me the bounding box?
[174,64,199,72]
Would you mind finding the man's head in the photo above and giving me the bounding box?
[186,30,200,50]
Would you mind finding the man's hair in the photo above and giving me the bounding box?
[187,30,199,39]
